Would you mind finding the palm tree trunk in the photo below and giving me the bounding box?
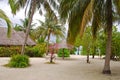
[21,0,36,55]
[92,46,96,59]
[46,32,51,55]
[62,48,65,59]
[87,48,90,63]
[102,0,112,74]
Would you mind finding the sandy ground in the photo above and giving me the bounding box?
[0,55,120,80]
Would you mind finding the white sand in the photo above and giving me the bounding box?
[0,55,120,80]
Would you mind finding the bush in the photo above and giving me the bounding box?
[57,48,70,57]
[8,54,30,68]
[25,43,46,57]
[0,47,21,57]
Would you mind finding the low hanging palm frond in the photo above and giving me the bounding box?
[59,0,77,21]
[80,0,94,37]
[67,0,91,44]
[0,9,12,37]
[112,0,120,24]
[92,0,105,39]
[113,0,120,15]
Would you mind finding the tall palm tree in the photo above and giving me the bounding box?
[35,18,65,54]
[0,9,12,36]
[9,0,58,54]
[59,0,120,74]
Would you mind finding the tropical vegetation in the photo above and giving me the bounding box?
[9,0,58,54]
[0,0,119,75]
[57,48,70,58]
[59,0,120,74]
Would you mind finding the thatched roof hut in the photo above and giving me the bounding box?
[17,31,36,46]
[0,27,36,46]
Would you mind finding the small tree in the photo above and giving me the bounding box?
[81,27,92,63]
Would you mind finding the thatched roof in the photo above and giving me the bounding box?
[17,31,36,46]
[0,27,36,46]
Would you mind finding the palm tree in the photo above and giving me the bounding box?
[0,9,12,36]
[14,18,35,32]
[35,18,65,54]
[59,0,120,74]
[9,0,58,54]
[14,18,36,40]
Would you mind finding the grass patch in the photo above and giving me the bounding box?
[45,62,56,64]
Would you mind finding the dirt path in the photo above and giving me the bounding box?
[0,55,120,80]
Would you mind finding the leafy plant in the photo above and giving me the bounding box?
[8,54,30,68]
[0,47,21,57]
[25,43,46,57]
[57,48,70,57]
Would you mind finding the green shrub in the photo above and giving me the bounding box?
[57,48,70,57]
[8,54,30,68]
[25,43,46,57]
[0,47,20,57]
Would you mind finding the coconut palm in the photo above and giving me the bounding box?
[14,18,36,40]
[14,18,36,32]
[0,9,12,36]
[59,0,120,74]
[35,17,65,54]
[9,0,58,54]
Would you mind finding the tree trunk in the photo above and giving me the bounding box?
[102,0,112,74]
[50,56,53,63]
[92,46,96,59]
[50,52,53,63]
[46,32,51,55]
[87,48,90,63]
[62,48,64,59]
[21,0,36,55]
[50,48,54,63]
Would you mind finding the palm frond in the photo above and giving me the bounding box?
[0,9,12,37]
[43,1,57,22]
[9,0,28,14]
[80,0,94,37]
[113,0,120,16]
[67,0,91,44]
[48,0,59,10]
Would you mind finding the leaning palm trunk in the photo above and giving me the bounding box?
[21,0,36,55]
[46,32,51,55]
[103,0,112,74]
